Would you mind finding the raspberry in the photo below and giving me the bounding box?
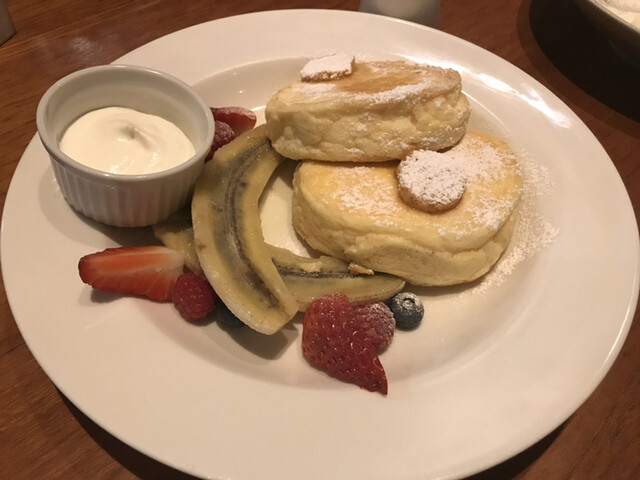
[353,302,395,351]
[171,273,218,321]
[206,120,235,160]
[302,293,388,394]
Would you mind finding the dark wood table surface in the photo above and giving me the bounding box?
[1,0,638,478]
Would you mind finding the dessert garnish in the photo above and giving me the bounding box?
[172,273,218,321]
[389,292,424,330]
[300,53,355,81]
[301,293,391,394]
[191,125,299,335]
[207,106,257,159]
[210,106,257,135]
[353,301,396,351]
[78,246,184,301]
[396,149,466,213]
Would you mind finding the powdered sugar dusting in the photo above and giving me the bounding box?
[330,165,402,227]
[396,134,516,234]
[325,132,522,234]
[457,138,508,182]
[467,196,514,233]
[291,58,455,104]
[300,53,355,81]
[397,151,466,212]
[356,82,438,104]
[293,82,337,96]
[290,76,436,104]
[471,151,559,294]
[460,136,518,233]
[302,128,558,292]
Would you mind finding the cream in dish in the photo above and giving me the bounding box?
[59,106,195,175]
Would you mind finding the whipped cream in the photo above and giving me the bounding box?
[60,106,195,175]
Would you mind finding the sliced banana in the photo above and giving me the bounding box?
[153,209,405,312]
[191,125,299,335]
[152,207,202,275]
[268,245,405,310]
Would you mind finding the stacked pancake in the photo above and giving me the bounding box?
[265,57,522,286]
[266,59,470,162]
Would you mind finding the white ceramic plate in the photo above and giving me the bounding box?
[2,10,639,480]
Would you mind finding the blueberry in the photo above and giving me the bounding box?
[216,302,245,328]
[389,292,424,330]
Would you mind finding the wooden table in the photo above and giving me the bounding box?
[1,1,638,478]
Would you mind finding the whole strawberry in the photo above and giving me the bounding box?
[302,293,388,395]
[171,273,218,321]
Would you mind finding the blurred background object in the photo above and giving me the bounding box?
[573,0,640,65]
[359,0,440,27]
[0,0,15,45]
[530,0,640,121]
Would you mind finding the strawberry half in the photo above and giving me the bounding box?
[302,293,388,395]
[78,246,184,301]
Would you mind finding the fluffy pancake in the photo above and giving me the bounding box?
[291,131,522,286]
[265,60,471,162]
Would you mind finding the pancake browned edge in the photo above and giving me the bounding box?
[265,60,471,162]
[291,131,523,286]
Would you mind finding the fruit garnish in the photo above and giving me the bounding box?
[152,207,203,275]
[353,301,395,351]
[78,246,184,301]
[269,244,405,310]
[211,106,257,136]
[171,273,218,321]
[152,213,405,310]
[389,292,424,330]
[191,125,298,335]
[302,292,388,394]
[207,120,236,160]
[206,106,258,160]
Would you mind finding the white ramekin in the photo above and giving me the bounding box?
[36,64,214,227]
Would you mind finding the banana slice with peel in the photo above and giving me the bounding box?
[191,125,298,334]
[156,135,406,319]
[268,245,405,310]
[154,210,405,312]
[152,208,202,275]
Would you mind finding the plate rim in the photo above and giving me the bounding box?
[2,9,639,480]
